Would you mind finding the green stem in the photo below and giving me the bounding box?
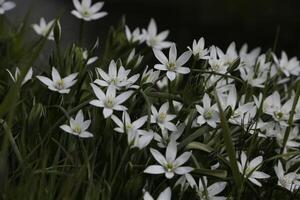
[281,81,300,153]
[79,20,85,46]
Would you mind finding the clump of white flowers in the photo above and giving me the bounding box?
[4,2,300,199]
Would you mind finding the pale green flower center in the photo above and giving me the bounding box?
[55,79,65,90]
[82,10,91,17]
[73,124,82,134]
[157,112,167,122]
[166,163,173,172]
[167,63,176,71]
[111,77,119,85]
[126,122,133,130]
[275,111,284,120]
[245,167,253,176]
[149,37,158,46]
[197,191,209,200]
[204,110,213,119]
[105,97,114,108]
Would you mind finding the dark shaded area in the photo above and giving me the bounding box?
[12,0,300,56]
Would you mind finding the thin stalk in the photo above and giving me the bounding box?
[281,81,300,153]
[79,20,85,46]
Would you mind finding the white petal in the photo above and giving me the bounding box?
[90,83,106,100]
[90,12,107,20]
[132,116,147,129]
[175,67,190,74]
[153,49,168,64]
[51,67,61,82]
[79,131,93,138]
[150,148,167,165]
[115,90,134,105]
[75,110,84,122]
[174,167,193,175]
[60,124,73,134]
[157,187,171,200]
[2,2,15,11]
[169,43,177,63]
[207,182,227,196]
[103,108,113,118]
[166,71,176,81]
[36,76,53,87]
[71,10,83,19]
[90,2,104,13]
[174,151,192,167]
[154,64,168,71]
[89,99,104,107]
[176,51,192,66]
[144,165,165,174]
[166,141,177,162]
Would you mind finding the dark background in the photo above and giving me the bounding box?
[10,0,300,57]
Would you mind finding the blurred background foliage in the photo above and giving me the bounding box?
[11,0,300,56]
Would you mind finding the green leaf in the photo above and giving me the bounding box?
[192,168,228,179]
[186,141,213,153]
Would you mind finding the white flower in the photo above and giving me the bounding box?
[6,67,33,86]
[32,18,55,40]
[143,187,171,200]
[0,0,15,15]
[95,60,140,90]
[111,112,153,149]
[187,175,227,200]
[273,51,300,77]
[239,66,267,88]
[83,50,98,65]
[208,46,228,74]
[36,67,78,94]
[90,84,133,118]
[239,44,260,67]
[153,43,192,81]
[141,66,160,84]
[144,140,193,179]
[125,25,142,43]
[60,110,93,138]
[71,0,107,21]
[111,111,147,134]
[188,37,209,60]
[237,151,270,187]
[217,42,239,66]
[195,93,219,128]
[274,161,300,192]
[263,91,296,126]
[151,102,177,131]
[142,19,171,49]
[154,123,184,148]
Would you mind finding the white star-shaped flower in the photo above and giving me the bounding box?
[60,110,93,138]
[142,18,171,50]
[0,0,15,15]
[90,84,133,118]
[237,151,270,187]
[151,102,177,131]
[71,0,107,21]
[144,140,193,179]
[153,43,192,81]
[32,17,55,40]
[195,93,219,128]
[95,60,140,90]
[36,67,78,94]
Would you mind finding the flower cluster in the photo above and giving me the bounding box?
[3,0,300,199]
